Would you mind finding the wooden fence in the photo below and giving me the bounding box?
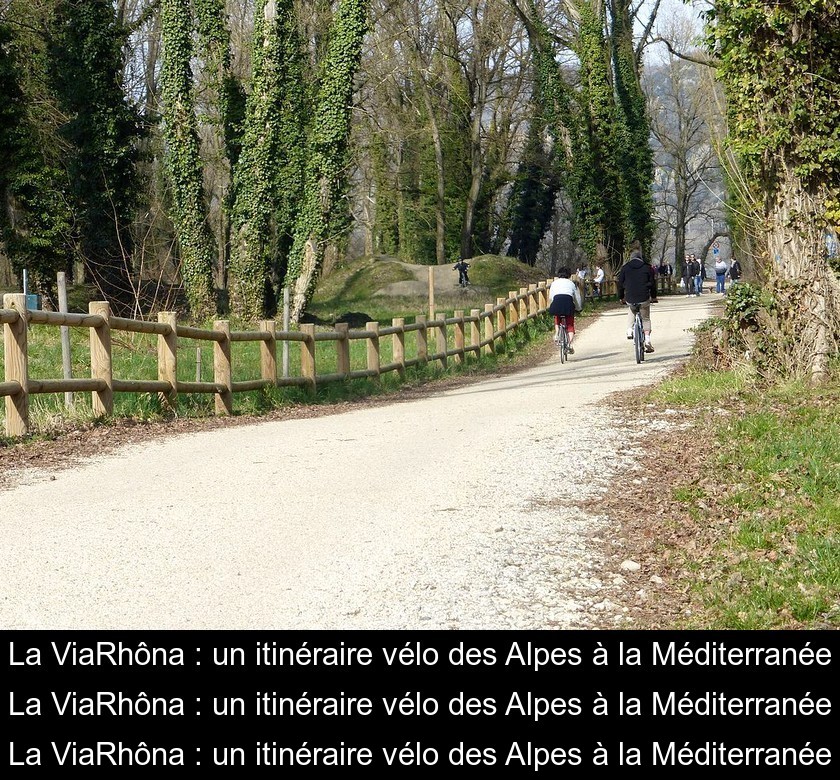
[1,282,553,438]
[578,275,676,299]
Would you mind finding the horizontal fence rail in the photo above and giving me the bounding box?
[2,282,556,438]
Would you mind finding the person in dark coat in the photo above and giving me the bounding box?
[681,255,694,295]
[617,240,658,353]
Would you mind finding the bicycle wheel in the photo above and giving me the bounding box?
[559,325,568,363]
[634,313,644,364]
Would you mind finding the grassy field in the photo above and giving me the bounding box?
[652,366,840,628]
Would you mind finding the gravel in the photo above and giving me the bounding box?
[0,296,715,630]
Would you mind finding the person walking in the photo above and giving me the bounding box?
[617,240,658,353]
[714,256,728,293]
[729,257,742,285]
[592,263,605,297]
[692,254,703,296]
[681,255,694,295]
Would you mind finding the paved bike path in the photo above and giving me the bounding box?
[0,295,716,629]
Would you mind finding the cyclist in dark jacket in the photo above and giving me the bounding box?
[617,240,658,353]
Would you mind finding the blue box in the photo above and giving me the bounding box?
[25,293,40,310]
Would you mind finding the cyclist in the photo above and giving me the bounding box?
[453,259,470,286]
[617,240,658,353]
[548,266,583,353]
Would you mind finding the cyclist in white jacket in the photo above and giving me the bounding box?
[548,267,583,352]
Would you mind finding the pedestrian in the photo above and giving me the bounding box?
[714,256,727,293]
[692,254,703,296]
[592,263,605,297]
[681,255,693,295]
[729,257,742,284]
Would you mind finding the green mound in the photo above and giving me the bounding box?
[308,253,550,324]
[467,255,550,291]
[312,256,415,305]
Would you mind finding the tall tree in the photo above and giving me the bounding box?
[160,0,217,318]
[610,0,654,255]
[506,100,560,266]
[228,0,306,321]
[286,0,369,320]
[0,1,73,299]
[706,0,840,380]
[645,34,723,276]
[49,0,142,314]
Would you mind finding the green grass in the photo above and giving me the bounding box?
[654,365,750,406]
[656,368,840,628]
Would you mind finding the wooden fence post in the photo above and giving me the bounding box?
[214,320,232,415]
[528,284,538,318]
[454,310,465,365]
[470,309,480,359]
[157,311,178,410]
[392,318,406,378]
[335,322,350,378]
[497,297,507,348]
[366,321,380,380]
[3,293,28,437]
[89,301,113,417]
[519,287,528,323]
[508,291,518,330]
[259,320,277,386]
[300,323,316,392]
[416,314,428,365]
[436,312,447,369]
[428,267,435,322]
[483,303,494,355]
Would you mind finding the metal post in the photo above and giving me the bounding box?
[57,271,73,407]
[282,287,290,379]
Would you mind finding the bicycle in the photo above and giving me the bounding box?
[557,316,569,363]
[629,303,644,364]
[454,262,470,288]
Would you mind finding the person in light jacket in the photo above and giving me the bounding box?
[549,267,583,353]
[714,257,728,293]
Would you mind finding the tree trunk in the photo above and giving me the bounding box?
[766,166,840,383]
[461,78,486,261]
[419,84,446,265]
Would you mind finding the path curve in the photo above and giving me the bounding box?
[0,296,716,629]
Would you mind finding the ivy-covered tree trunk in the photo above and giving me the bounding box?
[519,1,627,267]
[49,0,141,316]
[575,1,626,267]
[229,0,306,321]
[706,0,840,381]
[506,102,559,267]
[285,0,369,321]
[160,0,217,320]
[194,0,245,293]
[609,0,654,256]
